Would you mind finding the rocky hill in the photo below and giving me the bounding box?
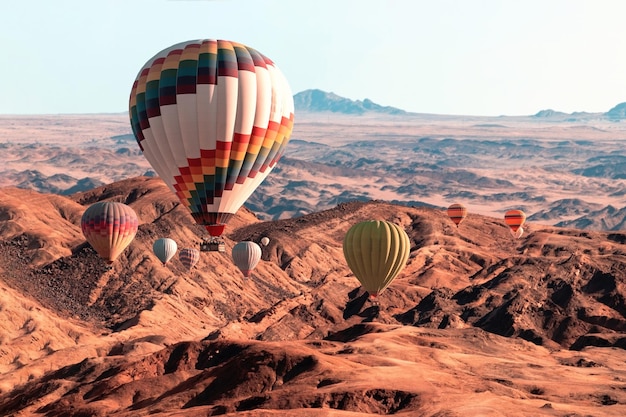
[0,177,625,416]
[293,89,407,115]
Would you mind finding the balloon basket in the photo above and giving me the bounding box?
[200,238,226,253]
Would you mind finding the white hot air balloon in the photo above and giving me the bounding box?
[232,241,262,278]
[153,238,178,265]
[260,236,270,246]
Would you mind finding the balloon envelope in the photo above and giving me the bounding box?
[129,39,295,237]
[153,238,178,265]
[504,209,526,233]
[342,220,410,298]
[232,241,262,277]
[514,226,524,239]
[447,203,467,227]
[260,236,270,246]
[179,247,200,270]
[81,202,138,264]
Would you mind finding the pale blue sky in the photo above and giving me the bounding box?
[2,0,625,116]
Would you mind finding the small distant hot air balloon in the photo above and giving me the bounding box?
[232,241,262,278]
[504,209,526,236]
[514,226,524,239]
[153,238,178,265]
[447,203,467,227]
[179,247,200,270]
[81,202,138,264]
[260,236,270,246]
[342,220,410,299]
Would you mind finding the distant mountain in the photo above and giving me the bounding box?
[555,205,626,231]
[533,109,570,118]
[606,102,626,120]
[533,102,626,121]
[528,198,604,222]
[293,89,408,115]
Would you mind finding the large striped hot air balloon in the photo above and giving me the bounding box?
[504,209,526,235]
[129,39,295,238]
[447,203,467,227]
[81,202,138,264]
[153,238,178,265]
[232,241,262,278]
[342,220,410,299]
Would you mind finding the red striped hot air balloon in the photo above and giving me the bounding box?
[81,202,138,264]
[504,209,526,235]
[129,39,294,239]
[447,203,467,227]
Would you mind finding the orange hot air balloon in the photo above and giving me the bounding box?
[81,202,138,264]
[447,203,467,227]
[504,209,526,234]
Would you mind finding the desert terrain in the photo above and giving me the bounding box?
[1,93,626,415]
[2,91,626,229]
[0,177,625,416]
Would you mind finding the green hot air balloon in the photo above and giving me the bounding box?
[343,220,410,299]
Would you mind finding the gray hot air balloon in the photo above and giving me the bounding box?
[232,241,262,278]
[153,238,178,266]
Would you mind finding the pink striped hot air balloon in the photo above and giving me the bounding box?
[129,39,294,239]
[81,202,138,264]
[179,247,200,270]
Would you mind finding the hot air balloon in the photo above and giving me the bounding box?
[514,226,524,239]
[179,247,200,270]
[128,39,295,251]
[342,220,410,299]
[232,241,262,278]
[153,238,178,265]
[447,203,467,227]
[260,236,270,246]
[81,202,138,264]
[504,209,526,236]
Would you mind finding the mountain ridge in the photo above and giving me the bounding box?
[294,88,626,119]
